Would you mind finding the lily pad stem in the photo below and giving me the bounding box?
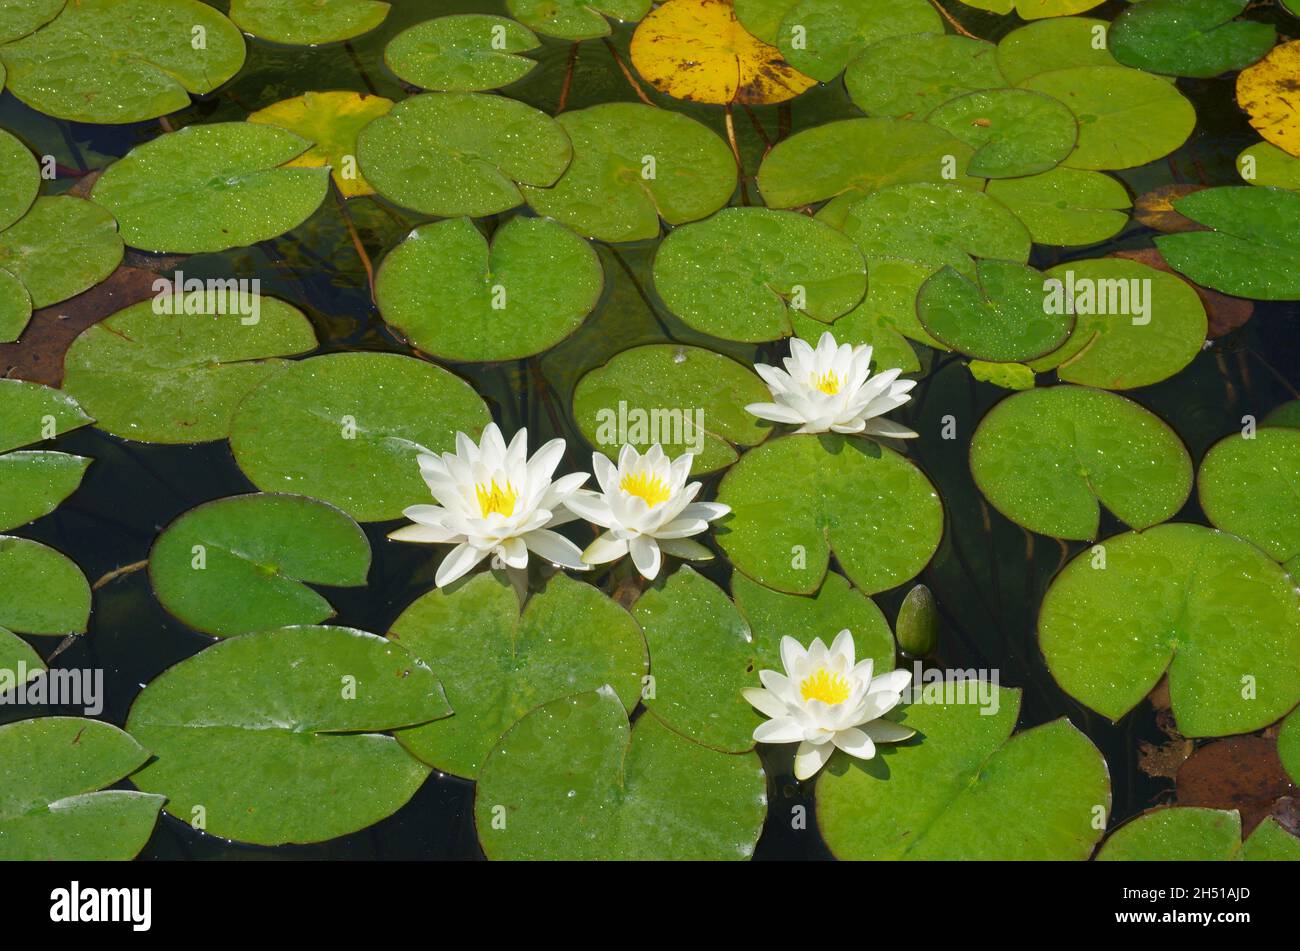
[558,42,580,112]
[927,0,979,39]
[92,559,148,591]
[724,105,750,206]
[603,38,655,106]
[334,187,376,304]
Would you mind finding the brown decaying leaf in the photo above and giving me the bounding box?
[1176,735,1298,835]
[1134,183,1206,234]
[1112,247,1253,338]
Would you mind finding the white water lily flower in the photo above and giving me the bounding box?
[744,630,915,780]
[745,331,918,437]
[567,444,729,580]
[388,423,590,588]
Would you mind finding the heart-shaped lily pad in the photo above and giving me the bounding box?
[522,103,736,242]
[475,688,766,859]
[572,344,772,474]
[0,197,124,316]
[0,717,164,860]
[0,380,91,531]
[228,0,389,45]
[61,293,318,444]
[92,123,330,254]
[766,0,942,83]
[506,0,651,40]
[1018,66,1195,171]
[1156,187,1300,300]
[0,537,90,637]
[0,0,65,45]
[0,129,38,234]
[385,15,539,92]
[128,625,447,846]
[717,434,943,595]
[1238,142,1300,191]
[817,684,1110,859]
[1110,0,1275,79]
[918,260,1074,362]
[1096,808,1300,861]
[631,566,893,752]
[375,216,602,362]
[996,18,1126,85]
[0,0,245,124]
[1198,428,1300,563]
[229,351,490,522]
[1028,257,1207,389]
[358,93,571,219]
[388,572,647,778]
[927,88,1078,179]
[984,167,1130,246]
[247,91,394,198]
[1039,523,1300,737]
[970,386,1192,540]
[651,208,866,342]
[150,494,371,638]
[844,33,1005,119]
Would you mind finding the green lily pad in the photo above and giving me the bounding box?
[1110,0,1274,79]
[389,572,647,779]
[1264,401,1300,429]
[506,0,650,40]
[1156,187,1300,300]
[717,434,943,596]
[229,351,490,522]
[651,208,866,342]
[1198,428,1300,563]
[1237,142,1300,191]
[970,386,1192,540]
[385,15,539,91]
[0,129,38,233]
[1097,808,1300,860]
[631,566,893,753]
[228,0,389,45]
[844,33,1004,119]
[757,118,976,214]
[0,379,92,454]
[358,93,570,219]
[127,625,448,846]
[961,0,1106,17]
[984,167,1131,246]
[996,18,1125,85]
[1018,66,1195,170]
[0,627,43,681]
[0,197,123,310]
[0,380,92,530]
[969,360,1036,391]
[522,103,735,243]
[817,684,1110,859]
[0,0,64,45]
[831,183,1031,279]
[150,494,371,638]
[0,0,245,124]
[572,344,772,474]
[919,260,1074,362]
[767,0,941,83]
[1280,708,1300,785]
[375,216,602,362]
[0,537,90,636]
[475,689,766,859]
[93,123,329,254]
[1038,523,1300,736]
[927,88,1078,179]
[0,270,30,343]
[1028,258,1207,389]
[0,717,164,861]
[61,293,318,445]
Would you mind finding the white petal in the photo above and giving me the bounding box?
[582,532,629,565]
[793,740,834,780]
[435,543,489,587]
[522,529,587,569]
[779,636,806,677]
[861,720,916,743]
[754,716,805,744]
[498,535,529,569]
[871,669,913,694]
[742,687,787,719]
[829,629,855,668]
[563,491,616,527]
[860,418,918,439]
[656,536,713,561]
[831,726,876,760]
[629,534,662,580]
[745,402,806,424]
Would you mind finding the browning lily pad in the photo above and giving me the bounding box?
[1236,39,1300,158]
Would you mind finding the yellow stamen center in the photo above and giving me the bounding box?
[620,471,672,508]
[476,480,518,518]
[800,668,851,705]
[813,371,841,395]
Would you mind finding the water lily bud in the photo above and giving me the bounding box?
[896,584,938,657]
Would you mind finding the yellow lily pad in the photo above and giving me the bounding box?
[1237,40,1300,159]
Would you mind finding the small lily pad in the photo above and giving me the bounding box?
[0,128,38,233]
[358,93,571,219]
[374,216,602,362]
[1198,428,1300,563]
[506,0,651,41]
[92,123,330,254]
[996,18,1125,85]
[1097,808,1300,861]
[0,536,90,636]
[229,0,389,45]
[523,103,736,242]
[572,344,772,474]
[389,572,648,779]
[476,689,766,860]
[768,0,942,83]
[1237,142,1300,191]
[817,685,1110,859]
[61,293,318,444]
[0,0,246,124]
[1110,0,1275,79]
[717,434,943,596]
[968,360,1036,391]
[1038,523,1300,737]
[229,352,490,522]
[0,197,124,311]
[984,167,1130,246]
[927,88,1078,179]
[0,379,92,531]
[652,208,866,342]
[844,33,1005,119]
[150,494,371,638]
[385,15,539,92]
[127,625,448,846]
[0,717,164,861]
[970,386,1192,540]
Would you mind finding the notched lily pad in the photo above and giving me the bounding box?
[984,167,1130,247]
[845,33,1005,119]
[0,379,92,531]
[229,0,390,46]
[507,0,651,41]
[385,15,539,92]
[927,88,1078,179]
[767,0,942,83]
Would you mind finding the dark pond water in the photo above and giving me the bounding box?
[1,0,1297,859]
